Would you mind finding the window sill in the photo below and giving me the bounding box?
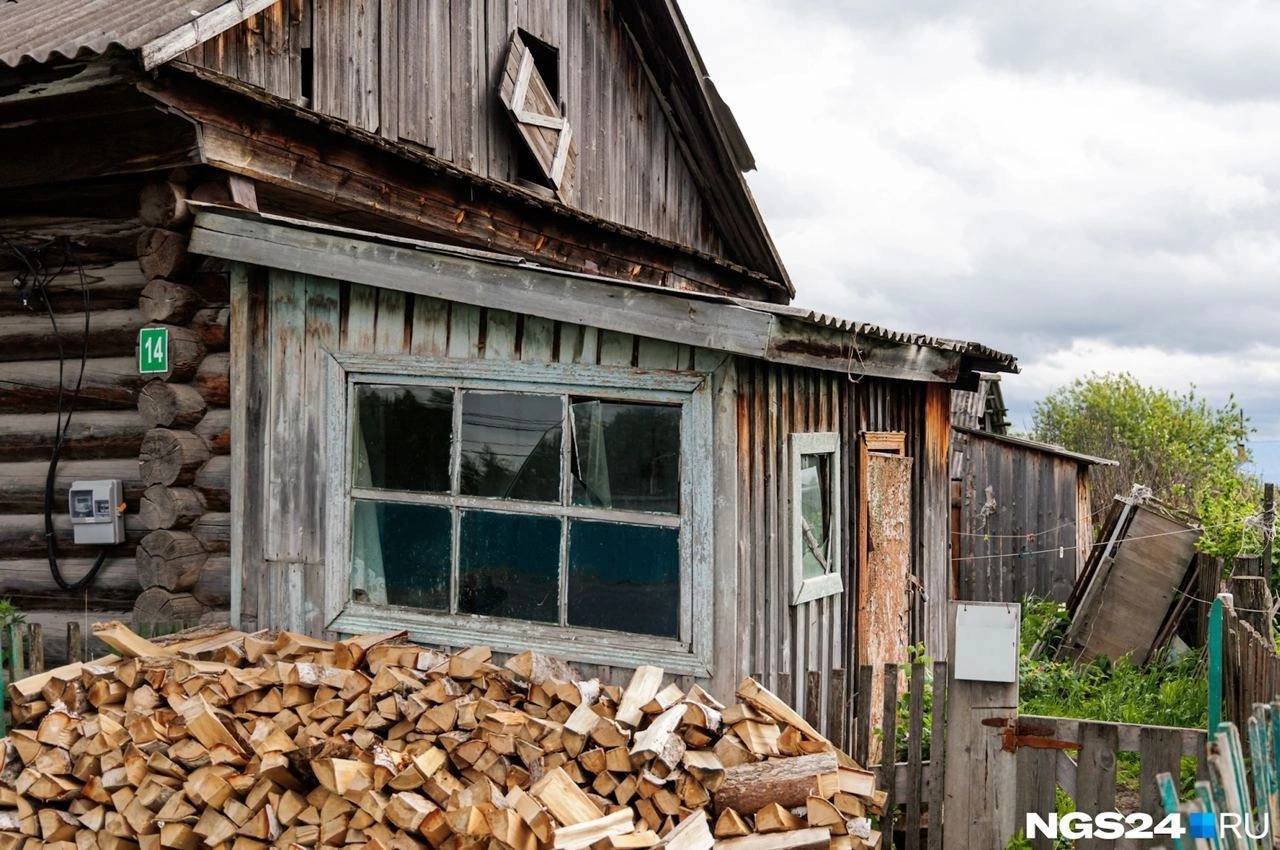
[792,573,843,605]
[330,602,711,677]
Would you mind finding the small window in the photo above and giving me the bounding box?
[790,432,843,604]
[499,30,576,198]
[346,377,687,640]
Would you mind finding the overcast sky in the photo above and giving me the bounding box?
[681,0,1280,476]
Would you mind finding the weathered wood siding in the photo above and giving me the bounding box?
[236,266,723,690]
[0,215,149,652]
[187,0,724,258]
[953,429,1090,603]
[733,368,951,743]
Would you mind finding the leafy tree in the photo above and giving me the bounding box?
[1032,373,1259,556]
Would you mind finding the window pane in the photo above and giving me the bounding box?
[570,400,680,513]
[460,392,562,502]
[351,500,450,611]
[799,453,832,579]
[353,385,453,492]
[567,520,678,637]
[459,510,560,622]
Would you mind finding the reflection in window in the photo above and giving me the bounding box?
[567,520,678,637]
[351,500,451,611]
[353,385,453,492]
[798,453,832,579]
[459,510,560,622]
[460,392,562,502]
[570,399,680,513]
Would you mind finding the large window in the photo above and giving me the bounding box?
[326,356,713,672]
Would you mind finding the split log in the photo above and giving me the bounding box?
[0,308,145,362]
[139,484,204,530]
[193,408,230,454]
[149,324,205,382]
[713,828,832,850]
[0,458,143,513]
[195,352,230,406]
[713,753,839,815]
[140,427,211,487]
[0,262,147,316]
[191,556,230,608]
[132,587,206,626]
[191,306,230,351]
[193,455,230,511]
[0,512,146,559]
[0,558,141,607]
[191,512,230,553]
[138,380,207,428]
[136,228,189,280]
[136,529,209,591]
[0,357,143,412]
[0,409,147,461]
[138,181,190,228]
[139,279,202,324]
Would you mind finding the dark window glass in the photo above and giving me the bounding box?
[351,500,451,611]
[459,510,560,622]
[567,520,679,637]
[570,400,680,513]
[798,453,832,579]
[460,392,562,502]
[353,385,453,492]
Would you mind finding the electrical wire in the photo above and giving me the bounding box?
[4,234,110,592]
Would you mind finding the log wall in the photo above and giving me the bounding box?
[0,175,235,660]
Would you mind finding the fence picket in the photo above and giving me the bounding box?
[881,663,899,845]
[905,663,925,850]
[1074,723,1119,850]
[27,623,43,675]
[926,662,948,850]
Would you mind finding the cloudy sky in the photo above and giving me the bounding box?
[681,0,1280,475]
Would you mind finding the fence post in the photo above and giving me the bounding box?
[943,602,1020,850]
[1209,595,1225,738]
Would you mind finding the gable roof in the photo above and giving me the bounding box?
[0,0,276,70]
[0,0,792,297]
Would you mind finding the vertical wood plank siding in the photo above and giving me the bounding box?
[731,366,948,739]
[953,430,1088,604]
[242,269,954,739]
[190,0,724,258]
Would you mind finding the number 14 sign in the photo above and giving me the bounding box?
[138,326,169,374]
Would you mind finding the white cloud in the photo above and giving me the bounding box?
[681,0,1280,445]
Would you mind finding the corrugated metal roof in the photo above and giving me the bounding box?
[726,301,1019,372]
[0,0,231,68]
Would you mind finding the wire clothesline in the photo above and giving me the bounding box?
[952,508,1275,564]
[954,502,1113,540]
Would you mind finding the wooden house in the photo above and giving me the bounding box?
[950,376,1115,603]
[0,0,1015,735]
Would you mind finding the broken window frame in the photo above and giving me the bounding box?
[323,353,716,675]
[789,432,843,605]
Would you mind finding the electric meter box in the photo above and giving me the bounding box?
[68,479,124,546]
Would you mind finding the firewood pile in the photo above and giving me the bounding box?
[0,623,886,850]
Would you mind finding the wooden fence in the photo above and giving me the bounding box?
[1222,594,1280,738]
[851,661,948,850]
[1013,715,1207,850]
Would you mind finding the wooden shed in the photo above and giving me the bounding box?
[0,0,1016,737]
[951,425,1115,605]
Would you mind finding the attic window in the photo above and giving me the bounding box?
[518,29,559,102]
[499,30,577,200]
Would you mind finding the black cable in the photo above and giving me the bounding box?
[4,234,111,592]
